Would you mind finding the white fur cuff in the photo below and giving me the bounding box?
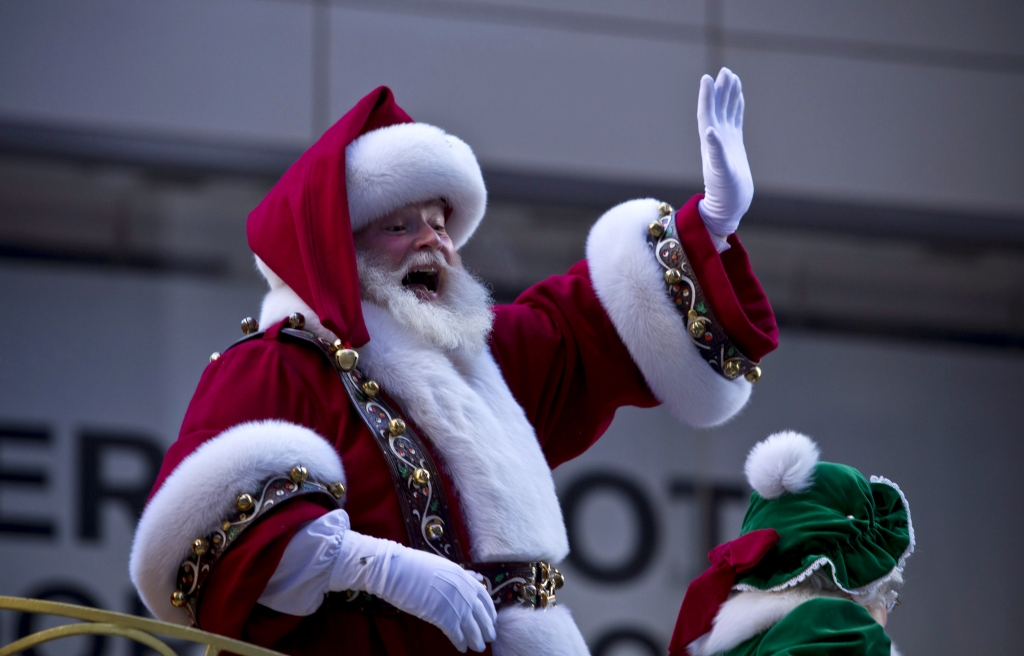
[129,420,344,623]
[586,199,750,428]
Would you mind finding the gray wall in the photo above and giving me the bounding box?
[1,0,1022,217]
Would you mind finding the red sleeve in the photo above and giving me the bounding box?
[490,195,777,468]
[490,261,658,469]
[150,327,344,636]
[676,195,778,361]
[152,327,340,498]
[196,496,333,640]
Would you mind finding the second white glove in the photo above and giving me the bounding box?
[697,67,753,239]
[331,527,497,653]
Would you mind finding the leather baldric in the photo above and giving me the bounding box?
[278,326,468,562]
[205,319,564,612]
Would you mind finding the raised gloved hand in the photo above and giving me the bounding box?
[697,67,753,238]
[331,529,497,653]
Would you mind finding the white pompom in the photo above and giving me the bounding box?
[744,431,820,499]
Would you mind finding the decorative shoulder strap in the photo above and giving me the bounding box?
[275,321,466,564]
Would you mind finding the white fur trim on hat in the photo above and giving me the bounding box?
[346,122,487,249]
[744,431,819,499]
[586,198,751,428]
[129,420,344,623]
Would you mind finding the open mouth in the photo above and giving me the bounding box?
[401,267,441,298]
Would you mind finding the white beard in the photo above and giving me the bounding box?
[356,249,494,356]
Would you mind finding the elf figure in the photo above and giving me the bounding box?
[670,431,913,656]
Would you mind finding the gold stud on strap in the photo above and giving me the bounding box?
[170,590,187,608]
[411,468,431,486]
[289,465,309,484]
[426,519,444,540]
[328,481,347,499]
[361,380,380,398]
[240,317,259,334]
[235,493,255,512]
[335,348,359,371]
[287,312,305,329]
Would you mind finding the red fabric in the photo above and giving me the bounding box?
[197,496,333,638]
[247,87,413,348]
[490,261,658,468]
[675,195,778,362]
[668,528,781,655]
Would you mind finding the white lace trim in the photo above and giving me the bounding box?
[732,475,914,598]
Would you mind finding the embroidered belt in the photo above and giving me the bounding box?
[645,203,762,383]
[323,560,565,613]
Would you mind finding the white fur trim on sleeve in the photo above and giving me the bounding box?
[346,122,487,249]
[586,198,751,428]
[744,431,820,499]
[129,420,344,623]
[492,604,590,656]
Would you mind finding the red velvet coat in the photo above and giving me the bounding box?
[134,196,776,655]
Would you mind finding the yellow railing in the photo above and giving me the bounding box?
[0,596,287,656]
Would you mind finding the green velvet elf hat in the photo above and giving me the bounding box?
[732,431,914,597]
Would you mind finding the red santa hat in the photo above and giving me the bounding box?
[247,87,487,348]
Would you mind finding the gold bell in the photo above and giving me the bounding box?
[687,310,706,339]
[722,359,743,379]
[236,493,255,512]
[552,569,565,590]
[411,468,431,486]
[426,520,444,540]
[170,590,187,608]
[658,202,674,217]
[744,366,762,383]
[388,417,407,437]
[241,317,259,335]
[209,352,220,362]
[664,268,683,285]
[362,380,380,398]
[290,465,309,484]
[648,221,665,238]
[287,312,305,329]
[335,348,359,372]
[192,537,210,557]
[328,481,347,499]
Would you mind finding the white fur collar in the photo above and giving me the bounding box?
[686,588,896,656]
[259,286,569,563]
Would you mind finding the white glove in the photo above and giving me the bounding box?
[697,67,753,238]
[331,529,497,653]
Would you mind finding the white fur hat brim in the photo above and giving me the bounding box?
[346,122,487,249]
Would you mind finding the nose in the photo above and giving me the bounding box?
[412,220,443,251]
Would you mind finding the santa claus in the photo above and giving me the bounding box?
[129,68,777,655]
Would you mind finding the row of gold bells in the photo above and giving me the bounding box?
[648,203,762,385]
[169,463,347,609]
